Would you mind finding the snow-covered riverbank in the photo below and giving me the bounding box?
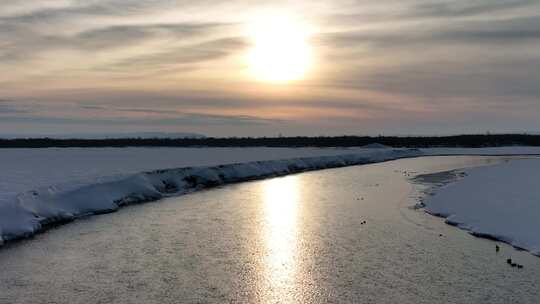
[416,157,540,256]
[4,156,540,304]
[2,146,540,248]
[0,148,421,244]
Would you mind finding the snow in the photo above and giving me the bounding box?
[0,147,385,202]
[420,158,540,256]
[361,143,390,149]
[424,146,540,156]
[0,147,421,244]
[2,145,540,247]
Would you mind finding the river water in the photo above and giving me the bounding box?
[1,156,539,303]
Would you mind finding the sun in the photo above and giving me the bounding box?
[246,14,314,83]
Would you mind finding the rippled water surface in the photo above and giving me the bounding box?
[1,156,539,303]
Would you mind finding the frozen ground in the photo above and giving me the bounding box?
[417,158,540,256]
[1,146,540,246]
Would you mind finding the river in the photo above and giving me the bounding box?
[1,156,539,303]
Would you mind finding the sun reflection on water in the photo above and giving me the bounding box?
[261,175,300,302]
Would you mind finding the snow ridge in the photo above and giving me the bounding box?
[0,149,421,245]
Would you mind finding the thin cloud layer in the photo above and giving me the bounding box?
[1,0,539,136]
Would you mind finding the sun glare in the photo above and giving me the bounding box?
[246,14,313,83]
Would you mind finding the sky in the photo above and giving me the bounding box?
[1,0,540,137]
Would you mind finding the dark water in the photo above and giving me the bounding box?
[1,156,539,304]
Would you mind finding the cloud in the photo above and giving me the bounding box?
[1,0,540,136]
[327,58,540,100]
[411,0,538,17]
[320,14,540,51]
[0,100,30,114]
[326,0,539,26]
[1,1,166,22]
[410,0,537,18]
[103,37,247,73]
[79,105,107,110]
[316,9,540,101]
[70,89,402,114]
[0,105,27,114]
[73,23,232,50]
[0,112,279,126]
[0,20,238,64]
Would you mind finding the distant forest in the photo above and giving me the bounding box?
[1,134,540,148]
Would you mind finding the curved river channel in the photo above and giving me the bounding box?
[1,156,539,303]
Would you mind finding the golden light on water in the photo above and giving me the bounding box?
[246,14,314,83]
[261,175,300,302]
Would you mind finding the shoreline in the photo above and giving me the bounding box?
[0,149,421,246]
[411,157,540,257]
[2,150,539,255]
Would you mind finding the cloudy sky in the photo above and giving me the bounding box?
[1,0,539,136]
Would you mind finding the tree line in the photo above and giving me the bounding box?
[1,134,540,148]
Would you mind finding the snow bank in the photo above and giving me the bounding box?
[0,149,421,244]
[361,143,390,149]
[0,147,374,202]
[424,146,540,156]
[3,146,540,247]
[420,158,540,256]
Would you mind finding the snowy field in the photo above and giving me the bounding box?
[419,158,540,256]
[2,146,539,202]
[1,146,540,248]
[423,146,540,156]
[0,147,369,202]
